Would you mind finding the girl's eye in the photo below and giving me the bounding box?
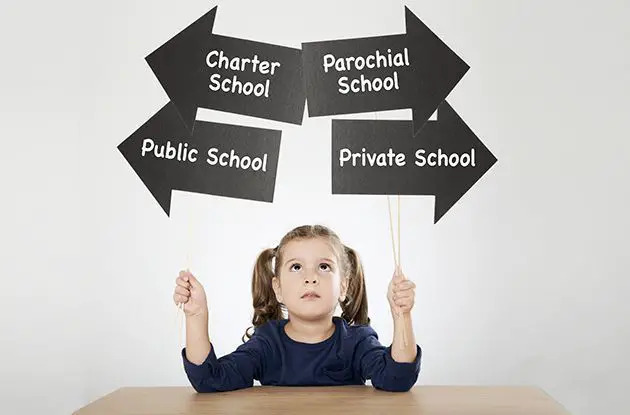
[290,263,302,272]
[319,263,331,271]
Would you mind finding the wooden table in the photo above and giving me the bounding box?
[73,386,571,415]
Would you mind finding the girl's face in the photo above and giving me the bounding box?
[272,237,348,322]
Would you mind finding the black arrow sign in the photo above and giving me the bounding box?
[332,101,497,223]
[303,6,469,137]
[145,6,305,134]
[118,102,281,216]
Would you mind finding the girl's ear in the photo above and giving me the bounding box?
[339,276,349,302]
[272,276,283,303]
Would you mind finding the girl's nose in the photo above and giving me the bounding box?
[303,274,319,285]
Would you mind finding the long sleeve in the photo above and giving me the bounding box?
[182,334,269,393]
[353,328,422,392]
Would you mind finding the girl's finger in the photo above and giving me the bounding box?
[394,291,414,300]
[176,277,191,289]
[394,288,415,297]
[394,281,415,290]
[175,294,189,304]
[394,282,414,291]
[175,286,190,296]
[188,273,202,288]
[395,297,414,307]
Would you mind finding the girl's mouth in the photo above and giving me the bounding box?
[301,291,320,299]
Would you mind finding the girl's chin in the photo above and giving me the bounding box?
[289,307,336,320]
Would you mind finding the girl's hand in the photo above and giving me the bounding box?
[173,270,208,317]
[387,267,416,315]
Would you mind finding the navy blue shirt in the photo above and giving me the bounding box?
[182,316,422,392]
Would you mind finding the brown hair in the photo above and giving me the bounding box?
[242,225,369,341]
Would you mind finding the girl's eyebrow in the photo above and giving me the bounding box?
[283,257,336,266]
[283,257,301,266]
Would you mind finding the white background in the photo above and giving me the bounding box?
[1,0,628,414]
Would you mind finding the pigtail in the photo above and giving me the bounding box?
[340,245,370,326]
[242,247,284,341]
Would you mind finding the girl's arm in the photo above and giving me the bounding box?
[353,326,422,392]
[351,266,420,392]
[391,312,417,362]
[388,267,418,362]
[185,310,212,365]
[174,270,212,364]
[175,270,264,393]
[182,327,268,393]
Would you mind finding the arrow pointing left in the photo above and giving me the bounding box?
[118,102,281,216]
[145,6,305,134]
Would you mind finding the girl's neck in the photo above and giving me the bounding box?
[284,315,336,343]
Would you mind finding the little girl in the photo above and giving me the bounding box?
[172,224,421,392]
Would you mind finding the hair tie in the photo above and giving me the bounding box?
[270,246,278,274]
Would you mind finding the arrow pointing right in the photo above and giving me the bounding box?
[304,6,469,136]
[430,102,498,223]
[331,101,497,223]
